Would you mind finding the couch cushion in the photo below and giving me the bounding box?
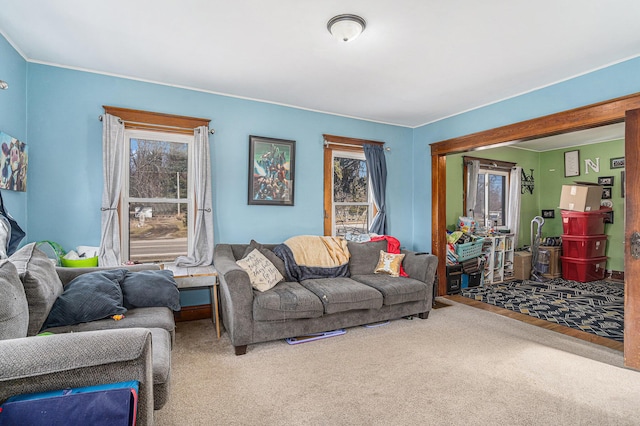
[10,243,64,336]
[350,274,428,306]
[347,240,388,276]
[42,269,128,329]
[253,281,324,321]
[41,306,175,337]
[0,260,29,340]
[121,270,181,311]
[300,277,383,314]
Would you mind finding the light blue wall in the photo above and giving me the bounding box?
[25,64,414,254]
[413,56,640,252]
[0,35,28,230]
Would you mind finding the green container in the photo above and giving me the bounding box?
[60,256,99,268]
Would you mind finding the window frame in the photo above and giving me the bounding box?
[121,129,195,263]
[462,156,515,229]
[323,134,383,237]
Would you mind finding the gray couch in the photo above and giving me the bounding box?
[214,239,438,355]
[0,243,176,426]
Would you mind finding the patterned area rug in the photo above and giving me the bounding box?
[461,278,624,341]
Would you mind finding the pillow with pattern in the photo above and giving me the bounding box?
[237,248,284,292]
[374,250,406,278]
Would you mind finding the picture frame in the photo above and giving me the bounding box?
[564,150,580,177]
[603,210,614,224]
[541,209,555,219]
[248,135,295,206]
[601,187,612,200]
[610,157,625,169]
[597,176,614,186]
[621,171,625,198]
[0,130,28,192]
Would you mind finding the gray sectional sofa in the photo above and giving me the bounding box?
[0,243,177,426]
[213,239,438,355]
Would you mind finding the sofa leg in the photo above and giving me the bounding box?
[234,345,247,356]
[418,311,429,319]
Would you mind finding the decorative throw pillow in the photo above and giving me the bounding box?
[374,250,406,278]
[42,269,128,329]
[236,248,284,292]
[0,260,29,340]
[121,269,181,311]
[242,240,287,279]
[10,243,64,336]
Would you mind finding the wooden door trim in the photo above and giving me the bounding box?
[625,108,640,369]
[430,92,640,369]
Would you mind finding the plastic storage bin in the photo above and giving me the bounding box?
[560,255,607,282]
[561,208,609,236]
[455,238,484,262]
[561,234,607,258]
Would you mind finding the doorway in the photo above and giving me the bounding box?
[430,93,640,369]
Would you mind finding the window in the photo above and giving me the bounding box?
[102,105,210,265]
[463,157,515,229]
[471,168,509,227]
[323,134,380,237]
[122,130,193,263]
[331,150,372,237]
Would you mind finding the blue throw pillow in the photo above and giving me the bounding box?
[42,269,128,329]
[121,270,181,311]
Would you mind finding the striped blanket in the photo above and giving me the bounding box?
[273,235,350,281]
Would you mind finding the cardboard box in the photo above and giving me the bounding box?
[514,251,532,280]
[559,183,603,212]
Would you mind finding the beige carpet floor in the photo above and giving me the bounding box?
[155,300,639,425]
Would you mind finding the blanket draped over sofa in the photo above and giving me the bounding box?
[273,235,350,281]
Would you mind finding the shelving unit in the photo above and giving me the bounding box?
[482,234,515,285]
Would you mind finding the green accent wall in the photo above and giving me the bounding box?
[446,139,624,272]
[446,146,540,248]
[539,139,624,271]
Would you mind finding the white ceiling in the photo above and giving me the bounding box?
[1,1,640,128]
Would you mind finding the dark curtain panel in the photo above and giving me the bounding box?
[363,144,387,235]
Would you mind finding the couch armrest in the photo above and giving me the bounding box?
[401,250,438,288]
[213,244,256,347]
[0,328,155,425]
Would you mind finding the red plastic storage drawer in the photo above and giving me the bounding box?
[560,209,609,235]
[561,234,607,258]
[560,256,607,282]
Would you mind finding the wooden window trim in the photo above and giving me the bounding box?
[103,106,210,135]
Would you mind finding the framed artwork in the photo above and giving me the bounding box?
[248,135,295,206]
[601,187,612,199]
[541,209,555,219]
[621,171,625,198]
[603,210,614,224]
[564,150,580,177]
[610,157,625,169]
[597,176,614,186]
[0,130,28,192]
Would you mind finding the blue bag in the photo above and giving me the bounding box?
[0,381,139,426]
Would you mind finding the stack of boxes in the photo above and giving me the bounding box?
[558,183,609,282]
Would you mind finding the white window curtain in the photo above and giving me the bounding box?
[98,113,125,267]
[465,159,480,218]
[175,126,214,266]
[507,166,522,248]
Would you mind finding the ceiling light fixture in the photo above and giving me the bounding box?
[0,80,8,90]
[327,14,366,42]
